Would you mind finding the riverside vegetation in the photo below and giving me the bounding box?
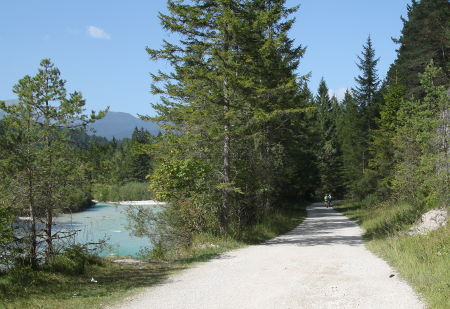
[0,0,449,308]
[0,204,307,309]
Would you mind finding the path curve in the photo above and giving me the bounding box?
[112,203,425,309]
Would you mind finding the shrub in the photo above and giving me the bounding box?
[48,245,102,275]
[92,182,153,202]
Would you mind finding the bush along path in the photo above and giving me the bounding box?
[111,203,425,309]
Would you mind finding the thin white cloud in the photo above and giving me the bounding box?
[87,26,111,40]
[328,88,348,101]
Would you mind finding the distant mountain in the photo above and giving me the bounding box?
[88,111,160,140]
[0,101,160,140]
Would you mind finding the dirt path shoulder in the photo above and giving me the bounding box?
[111,203,425,309]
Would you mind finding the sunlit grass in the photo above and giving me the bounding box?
[0,202,307,309]
[335,200,449,308]
[0,261,178,309]
[368,225,450,309]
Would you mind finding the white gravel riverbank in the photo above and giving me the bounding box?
[93,200,166,206]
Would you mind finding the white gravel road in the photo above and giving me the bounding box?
[112,203,425,309]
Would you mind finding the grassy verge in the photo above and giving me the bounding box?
[0,260,178,309]
[92,182,153,202]
[0,201,307,309]
[335,201,449,309]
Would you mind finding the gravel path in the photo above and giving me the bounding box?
[112,203,425,309]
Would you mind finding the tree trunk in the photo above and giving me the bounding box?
[221,91,230,234]
[44,98,54,264]
[45,210,53,263]
[28,170,38,269]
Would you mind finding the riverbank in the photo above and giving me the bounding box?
[106,200,166,206]
[0,201,307,309]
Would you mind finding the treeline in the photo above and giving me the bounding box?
[323,0,449,213]
[0,0,448,266]
[126,0,321,249]
[128,0,449,252]
[76,127,155,201]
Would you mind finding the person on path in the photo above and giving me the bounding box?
[324,193,332,208]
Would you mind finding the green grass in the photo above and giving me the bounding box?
[335,200,419,239]
[92,182,153,202]
[240,203,307,244]
[0,260,179,309]
[335,200,450,308]
[0,201,307,309]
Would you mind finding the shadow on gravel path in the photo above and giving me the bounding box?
[264,203,363,246]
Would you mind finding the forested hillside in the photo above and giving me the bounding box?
[0,0,448,307]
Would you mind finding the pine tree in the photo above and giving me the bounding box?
[387,0,450,99]
[348,36,381,187]
[0,59,105,265]
[368,82,406,197]
[144,0,309,243]
[352,36,380,131]
[130,127,153,182]
[392,61,449,206]
[314,79,343,197]
[336,91,366,197]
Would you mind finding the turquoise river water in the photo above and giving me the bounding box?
[54,203,154,257]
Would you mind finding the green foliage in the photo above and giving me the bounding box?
[47,245,103,275]
[335,36,381,199]
[353,36,381,113]
[336,91,366,196]
[336,200,450,308]
[143,0,313,247]
[368,83,406,197]
[78,127,155,187]
[387,0,450,99]
[0,59,106,266]
[369,225,450,309]
[0,208,14,245]
[335,200,419,240]
[391,62,448,207]
[150,158,212,202]
[239,202,307,244]
[92,182,153,202]
[313,79,344,197]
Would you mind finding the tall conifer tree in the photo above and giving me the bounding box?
[387,0,450,98]
[351,36,380,178]
[145,0,309,242]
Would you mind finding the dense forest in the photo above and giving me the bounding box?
[0,0,448,281]
[127,0,449,252]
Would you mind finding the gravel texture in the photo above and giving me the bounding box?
[112,203,425,309]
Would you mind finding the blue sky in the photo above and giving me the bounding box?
[0,0,410,117]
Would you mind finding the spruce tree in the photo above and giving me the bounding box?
[392,61,449,206]
[387,0,450,99]
[144,0,309,243]
[368,82,406,197]
[349,36,381,187]
[314,79,343,197]
[352,36,380,131]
